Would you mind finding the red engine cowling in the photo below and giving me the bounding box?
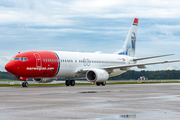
[86,69,109,82]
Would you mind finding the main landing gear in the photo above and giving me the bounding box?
[96,82,106,86]
[65,79,75,86]
[22,81,28,87]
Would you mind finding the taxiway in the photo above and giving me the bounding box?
[1,83,180,120]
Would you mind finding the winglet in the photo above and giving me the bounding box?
[133,18,138,26]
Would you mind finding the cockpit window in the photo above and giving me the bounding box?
[14,58,20,60]
[23,57,27,61]
[11,57,28,61]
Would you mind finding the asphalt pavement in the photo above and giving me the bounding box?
[1,83,180,120]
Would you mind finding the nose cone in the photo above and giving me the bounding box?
[5,61,18,76]
[5,62,12,71]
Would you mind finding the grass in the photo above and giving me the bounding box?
[0,79,16,81]
[0,79,180,87]
[0,83,94,87]
[107,81,180,84]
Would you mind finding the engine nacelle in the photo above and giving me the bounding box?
[33,78,55,83]
[86,69,109,82]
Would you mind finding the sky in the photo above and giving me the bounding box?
[0,0,180,71]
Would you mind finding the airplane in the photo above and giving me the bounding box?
[5,18,180,87]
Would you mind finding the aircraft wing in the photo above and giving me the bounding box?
[76,60,180,73]
[133,54,174,61]
[103,60,180,70]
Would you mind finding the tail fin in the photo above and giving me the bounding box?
[114,18,138,57]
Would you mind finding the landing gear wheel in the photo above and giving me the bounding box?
[22,81,28,87]
[25,82,28,87]
[70,80,75,86]
[96,82,100,86]
[22,82,24,87]
[101,82,106,86]
[65,80,70,86]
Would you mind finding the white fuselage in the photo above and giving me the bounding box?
[54,51,135,78]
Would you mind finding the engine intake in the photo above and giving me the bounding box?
[86,69,109,82]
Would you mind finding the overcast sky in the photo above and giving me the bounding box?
[0,0,180,71]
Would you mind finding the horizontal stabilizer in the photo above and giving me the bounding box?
[133,54,174,61]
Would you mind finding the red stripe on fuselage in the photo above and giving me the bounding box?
[5,51,59,78]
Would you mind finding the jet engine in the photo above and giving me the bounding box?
[33,78,55,83]
[86,69,109,82]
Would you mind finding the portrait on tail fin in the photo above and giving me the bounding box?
[131,32,136,50]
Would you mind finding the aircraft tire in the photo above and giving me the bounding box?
[22,81,28,87]
[65,80,70,86]
[101,82,106,86]
[24,82,28,87]
[22,82,25,87]
[96,82,100,86]
[70,80,75,86]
